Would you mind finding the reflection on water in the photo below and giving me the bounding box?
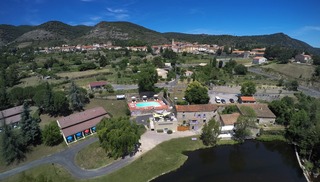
[152,140,307,182]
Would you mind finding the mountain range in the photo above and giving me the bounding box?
[0,21,319,55]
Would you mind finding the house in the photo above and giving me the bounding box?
[252,57,267,64]
[151,111,178,132]
[89,81,107,90]
[239,96,256,103]
[56,107,109,144]
[185,70,193,77]
[219,113,240,139]
[237,104,276,124]
[0,105,23,128]
[175,104,218,130]
[295,54,312,63]
[156,68,168,79]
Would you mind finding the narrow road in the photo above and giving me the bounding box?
[0,137,135,180]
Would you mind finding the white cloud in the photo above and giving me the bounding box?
[81,0,94,2]
[90,16,102,21]
[107,8,127,13]
[302,26,320,32]
[106,7,129,20]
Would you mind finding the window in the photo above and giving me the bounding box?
[198,114,201,118]
[182,114,185,118]
[203,114,206,118]
[203,120,206,123]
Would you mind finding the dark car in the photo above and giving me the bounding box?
[229,98,235,103]
[221,99,226,104]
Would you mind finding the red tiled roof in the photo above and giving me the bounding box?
[220,113,240,126]
[240,96,256,102]
[57,107,107,129]
[176,104,218,112]
[89,81,107,88]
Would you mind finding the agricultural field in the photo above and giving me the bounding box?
[262,63,315,80]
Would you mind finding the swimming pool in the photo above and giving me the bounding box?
[136,101,161,108]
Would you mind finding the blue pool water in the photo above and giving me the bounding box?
[136,101,161,107]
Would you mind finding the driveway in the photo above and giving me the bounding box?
[0,131,197,180]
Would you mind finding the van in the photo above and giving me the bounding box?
[215,96,221,103]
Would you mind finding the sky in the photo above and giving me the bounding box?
[1,0,320,47]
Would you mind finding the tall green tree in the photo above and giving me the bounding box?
[6,64,19,87]
[42,121,63,146]
[97,117,141,159]
[240,81,257,96]
[52,91,70,115]
[234,64,248,75]
[33,82,53,113]
[137,66,158,92]
[184,81,209,104]
[20,102,41,145]
[68,81,86,111]
[99,55,109,67]
[9,87,25,106]
[1,123,26,164]
[200,118,220,146]
[234,106,256,142]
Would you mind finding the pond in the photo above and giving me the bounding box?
[152,140,308,182]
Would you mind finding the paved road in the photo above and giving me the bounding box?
[0,137,135,180]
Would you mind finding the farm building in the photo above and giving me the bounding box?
[57,107,109,144]
[88,81,107,90]
[0,105,23,128]
[237,104,276,125]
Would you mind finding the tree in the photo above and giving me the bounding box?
[313,55,320,65]
[184,81,209,104]
[9,87,25,106]
[0,69,9,110]
[20,102,41,145]
[1,123,26,164]
[68,81,86,111]
[6,65,19,87]
[52,91,70,115]
[33,82,53,113]
[234,106,256,142]
[285,80,299,91]
[240,81,256,96]
[97,117,141,159]
[234,64,248,75]
[137,66,158,92]
[42,121,63,146]
[222,105,238,114]
[200,118,220,146]
[99,55,109,67]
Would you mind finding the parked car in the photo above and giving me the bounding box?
[221,99,226,104]
[229,98,235,103]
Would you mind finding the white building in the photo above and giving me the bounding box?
[252,57,267,64]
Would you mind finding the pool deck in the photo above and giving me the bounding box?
[128,100,169,111]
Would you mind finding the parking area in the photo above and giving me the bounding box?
[209,91,238,104]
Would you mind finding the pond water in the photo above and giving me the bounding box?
[152,140,308,182]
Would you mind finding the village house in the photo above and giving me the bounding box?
[150,111,178,133]
[88,81,107,90]
[219,112,240,139]
[252,57,267,64]
[0,105,23,129]
[185,70,193,77]
[156,68,168,79]
[237,104,276,125]
[295,53,312,63]
[175,104,218,130]
[56,107,109,144]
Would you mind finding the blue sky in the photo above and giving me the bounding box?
[1,0,320,47]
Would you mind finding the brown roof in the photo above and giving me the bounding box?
[0,105,23,125]
[61,116,106,137]
[0,105,23,118]
[57,107,108,129]
[238,104,276,118]
[220,113,240,126]
[176,104,218,112]
[89,81,107,88]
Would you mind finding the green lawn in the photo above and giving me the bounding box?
[75,141,117,169]
[85,98,129,118]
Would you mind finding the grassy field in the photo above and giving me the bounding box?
[4,163,74,182]
[75,141,117,169]
[85,98,129,118]
[56,68,111,79]
[263,63,315,80]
